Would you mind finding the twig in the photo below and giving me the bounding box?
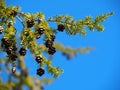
[16,16,25,28]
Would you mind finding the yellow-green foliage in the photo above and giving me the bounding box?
[0,0,113,90]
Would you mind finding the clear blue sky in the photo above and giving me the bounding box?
[5,0,120,90]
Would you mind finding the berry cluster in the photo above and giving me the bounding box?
[26,19,34,28]
[19,47,27,56]
[45,35,56,55]
[0,26,4,34]
[1,37,17,61]
[36,68,45,76]
[57,24,65,32]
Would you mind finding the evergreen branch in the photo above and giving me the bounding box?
[0,0,114,89]
[54,42,94,59]
[47,12,114,35]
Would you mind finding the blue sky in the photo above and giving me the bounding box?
[4,0,120,90]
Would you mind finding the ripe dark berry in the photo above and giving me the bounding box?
[19,47,27,56]
[45,40,53,48]
[27,19,34,28]
[10,11,17,17]
[58,24,65,32]
[0,26,4,34]
[35,56,43,63]
[48,47,56,55]
[37,68,45,76]
[37,27,45,35]
[50,35,56,41]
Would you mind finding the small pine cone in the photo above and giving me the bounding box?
[37,27,45,35]
[12,45,17,51]
[10,54,17,61]
[50,35,56,41]
[35,56,43,63]
[1,37,9,43]
[45,40,53,48]
[1,37,10,48]
[6,47,13,55]
[19,47,27,56]
[48,47,56,55]
[27,19,34,28]
[57,24,65,32]
[36,68,45,76]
